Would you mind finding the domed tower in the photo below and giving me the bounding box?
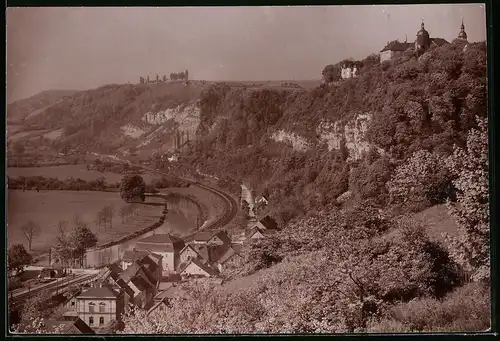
[415,20,431,56]
[458,18,468,41]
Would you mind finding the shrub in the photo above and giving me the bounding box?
[368,282,490,332]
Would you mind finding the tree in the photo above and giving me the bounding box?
[120,175,146,203]
[8,244,33,274]
[70,225,98,266]
[387,149,454,211]
[185,69,189,80]
[322,64,340,83]
[445,116,489,282]
[21,221,40,251]
[162,75,167,82]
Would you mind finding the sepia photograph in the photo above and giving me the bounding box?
[6,4,490,335]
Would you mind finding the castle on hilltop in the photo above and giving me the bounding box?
[379,18,468,62]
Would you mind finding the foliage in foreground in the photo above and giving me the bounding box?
[8,244,33,274]
[445,116,489,282]
[123,206,467,334]
[367,282,490,332]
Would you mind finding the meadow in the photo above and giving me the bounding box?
[7,165,158,184]
[7,189,165,256]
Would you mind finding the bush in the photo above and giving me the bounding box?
[368,282,490,332]
[8,276,22,291]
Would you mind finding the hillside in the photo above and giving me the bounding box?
[7,89,79,124]
[8,41,487,223]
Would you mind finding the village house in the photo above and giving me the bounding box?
[245,226,277,241]
[147,284,180,315]
[179,257,219,278]
[254,215,279,231]
[121,249,163,280]
[379,39,414,62]
[179,244,200,265]
[40,316,95,334]
[134,234,185,274]
[118,261,158,309]
[70,286,125,331]
[189,230,232,246]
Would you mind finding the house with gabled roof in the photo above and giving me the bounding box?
[245,226,277,241]
[215,245,243,272]
[179,257,219,278]
[191,230,232,246]
[134,234,185,273]
[40,316,95,334]
[118,260,157,308]
[254,215,279,231]
[147,299,170,316]
[73,285,125,331]
[179,244,200,265]
[121,249,150,269]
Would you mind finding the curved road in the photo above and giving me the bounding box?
[99,154,238,241]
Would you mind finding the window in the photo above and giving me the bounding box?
[71,301,75,307]
[99,317,104,325]
[89,317,94,325]
[99,302,106,313]
[159,305,164,312]
[89,302,95,313]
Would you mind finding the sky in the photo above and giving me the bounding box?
[6,4,487,103]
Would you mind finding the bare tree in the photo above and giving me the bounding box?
[102,205,116,229]
[119,206,127,223]
[21,221,40,251]
[57,220,68,237]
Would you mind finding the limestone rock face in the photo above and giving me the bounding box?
[271,130,311,152]
[316,113,382,160]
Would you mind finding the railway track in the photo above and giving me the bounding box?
[10,273,97,308]
[99,154,238,241]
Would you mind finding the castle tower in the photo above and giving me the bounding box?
[458,18,468,41]
[415,20,431,56]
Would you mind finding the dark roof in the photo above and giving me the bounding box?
[114,279,135,298]
[431,37,450,46]
[137,233,183,245]
[147,300,169,315]
[259,215,279,230]
[193,230,232,245]
[135,242,175,253]
[147,252,163,264]
[77,286,119,299]
[154,285,179,301]
[122,249,150,262]
[130,276,152,292]
[119,262,142,283]
[380,40,413,52]
[43,317,95,334]
[218,247,243,265]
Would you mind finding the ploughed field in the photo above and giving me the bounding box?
[7,189,165,256]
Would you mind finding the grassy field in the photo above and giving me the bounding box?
[412,204,459,243]
[7,165,159,184]
[7,189,165,255]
